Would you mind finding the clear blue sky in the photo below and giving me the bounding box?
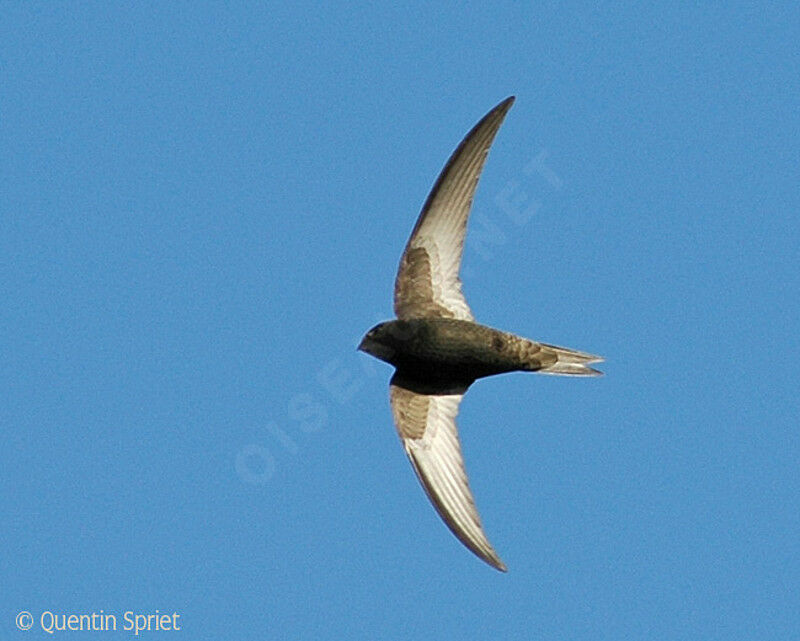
[2,3,798,639]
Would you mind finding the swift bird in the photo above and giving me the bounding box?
[358,97,603,571]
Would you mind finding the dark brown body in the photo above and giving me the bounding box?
[359,318,559,392]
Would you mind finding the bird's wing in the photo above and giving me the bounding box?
[394,97,515,321]
[389,375,506,571]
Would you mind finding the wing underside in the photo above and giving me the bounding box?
[394,97,515,321]
[389,375,507,571]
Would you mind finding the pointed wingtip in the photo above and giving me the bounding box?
[496,95,515,113]
[482,97,515,122]
[481,548,508,572]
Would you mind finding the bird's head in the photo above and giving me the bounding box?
[357,321,400,364]
[358,320,425,364]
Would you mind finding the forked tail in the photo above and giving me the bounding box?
[536,342,604,376]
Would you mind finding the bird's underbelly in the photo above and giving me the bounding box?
[395,326,525,381]
[395,352,516,383]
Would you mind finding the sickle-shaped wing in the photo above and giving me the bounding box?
[394,97,515,321]
[389,375,507,571]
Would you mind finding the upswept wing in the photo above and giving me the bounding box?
[389,375,506,571]
[394,97,515,321]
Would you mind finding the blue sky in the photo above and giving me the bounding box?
[2,3,798,639]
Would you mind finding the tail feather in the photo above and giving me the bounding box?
[536,342,604,377]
